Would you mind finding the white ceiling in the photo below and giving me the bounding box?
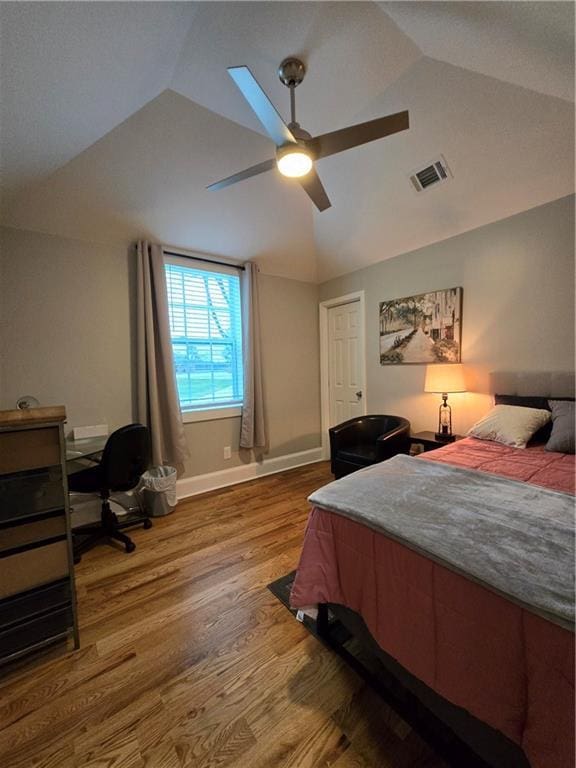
[170,2,421,138]
[313,56,574,280]
[1,1,573,282]
[0,2,194,199]
[1,90,319,282]
[381,1,575,102]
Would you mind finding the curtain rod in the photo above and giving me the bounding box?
[164,250,245,271]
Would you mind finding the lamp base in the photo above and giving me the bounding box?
[435,432,455,442]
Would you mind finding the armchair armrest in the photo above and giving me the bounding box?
[375,418,411,459]
[375,418,411,444]
[329,418,363,473]
[329,418,361,446]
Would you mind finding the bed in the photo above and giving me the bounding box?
[290,374,575,768]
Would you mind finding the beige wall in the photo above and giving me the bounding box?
[319,195,575,436]
[0,226,135,430]
[182,273,322,475]
[0,226,322,477]
[2,193,571,473]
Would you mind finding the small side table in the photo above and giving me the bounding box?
[409,431,464,453]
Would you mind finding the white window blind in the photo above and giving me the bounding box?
[165,260,243,411]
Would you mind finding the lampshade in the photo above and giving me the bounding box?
[276,146,313,178]
[424,364,466,393]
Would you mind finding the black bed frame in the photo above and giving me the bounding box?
[316,603,530,768]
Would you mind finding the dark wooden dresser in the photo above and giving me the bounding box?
[0,406,79,667]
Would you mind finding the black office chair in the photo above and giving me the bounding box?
[69,424,152,560]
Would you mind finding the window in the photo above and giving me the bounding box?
[165,257,243,418]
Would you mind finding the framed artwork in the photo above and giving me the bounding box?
[379,287,462,365]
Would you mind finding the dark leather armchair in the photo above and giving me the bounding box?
[329,414,411,479]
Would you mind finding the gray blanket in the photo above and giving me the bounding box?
[309,455,575,628]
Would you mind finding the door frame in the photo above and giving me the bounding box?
[319,291,367,460]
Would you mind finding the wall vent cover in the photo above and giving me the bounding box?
[409,155,452,192]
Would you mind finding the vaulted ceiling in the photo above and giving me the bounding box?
[1,2,573,282]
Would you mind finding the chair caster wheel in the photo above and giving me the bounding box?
[144,518,153,530]
[125,541,136,553]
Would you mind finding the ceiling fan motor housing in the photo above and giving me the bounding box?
[288,124,312,142]
[278,57,306,88]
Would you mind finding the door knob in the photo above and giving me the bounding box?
[356,391,363,399]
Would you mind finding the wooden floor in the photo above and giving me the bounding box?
[0,462,447,768]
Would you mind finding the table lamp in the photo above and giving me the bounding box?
[424,364,466,441]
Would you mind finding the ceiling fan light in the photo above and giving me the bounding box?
[277,149,313,178]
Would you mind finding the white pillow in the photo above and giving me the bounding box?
[467,404,551,449]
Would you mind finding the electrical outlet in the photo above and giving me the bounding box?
[223,446,232,460]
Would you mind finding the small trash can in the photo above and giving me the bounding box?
[138,466,177,517]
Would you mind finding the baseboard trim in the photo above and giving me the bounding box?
[176,447,324,500]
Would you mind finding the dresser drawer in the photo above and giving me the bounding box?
[0,605,73,662]
[0,427,61,474]
[0,578,71,630]
[0,540,69,600]
[0,514,66,555]
[0,468,64,523]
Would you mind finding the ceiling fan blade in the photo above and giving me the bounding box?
[299,169,331,212]
[228,66,296,147]
[309,110,409,160]
[207,158,276,191]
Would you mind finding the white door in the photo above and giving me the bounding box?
[327,300,365,426]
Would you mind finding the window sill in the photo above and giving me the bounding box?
[182,406,242,424]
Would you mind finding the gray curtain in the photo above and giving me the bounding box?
[136,241,188,468]
[240,262,267,449]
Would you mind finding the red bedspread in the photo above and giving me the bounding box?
[291,439,575,768]
[422,436,575,494]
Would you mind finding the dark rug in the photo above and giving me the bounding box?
[267,570,351,644]
[266,569,297,612]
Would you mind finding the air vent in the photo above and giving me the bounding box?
[409,155,452,193]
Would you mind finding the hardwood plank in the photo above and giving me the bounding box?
[74,737,145,768]
[333,746,373,768]
[278,719,351,768]
[8,740,75,768]
[141,742,182,768]
[78,520,303,638]
[0,462,445,768]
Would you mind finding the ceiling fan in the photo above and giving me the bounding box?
[208,58,409,212]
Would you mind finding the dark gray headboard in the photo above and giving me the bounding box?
[489,371,575,398]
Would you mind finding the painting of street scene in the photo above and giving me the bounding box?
[379,287,462,365]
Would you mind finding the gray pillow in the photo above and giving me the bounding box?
[545,400,575,454]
